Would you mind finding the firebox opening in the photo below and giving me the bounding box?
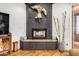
[32,28,47,39]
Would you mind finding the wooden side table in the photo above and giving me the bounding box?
[13,41,18,52]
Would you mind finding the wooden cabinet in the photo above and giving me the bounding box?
[0,32,12,55]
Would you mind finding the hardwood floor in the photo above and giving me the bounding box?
[7,50,65,56]
[74,41,79,49]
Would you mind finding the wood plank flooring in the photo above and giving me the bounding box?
[7,50,65,56]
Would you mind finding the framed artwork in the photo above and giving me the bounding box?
[0,12,9,35]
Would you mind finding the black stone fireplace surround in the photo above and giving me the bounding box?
[23,3,56,50]
[26,3,52,39]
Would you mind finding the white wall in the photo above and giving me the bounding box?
[52,3,72,50]
[0,3,26,49]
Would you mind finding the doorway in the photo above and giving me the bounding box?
[73,4,79,48]
[73,15,79,48]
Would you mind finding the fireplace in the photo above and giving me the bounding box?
[32,28,47,39]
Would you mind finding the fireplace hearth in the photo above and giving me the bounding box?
[32,28,47,39]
